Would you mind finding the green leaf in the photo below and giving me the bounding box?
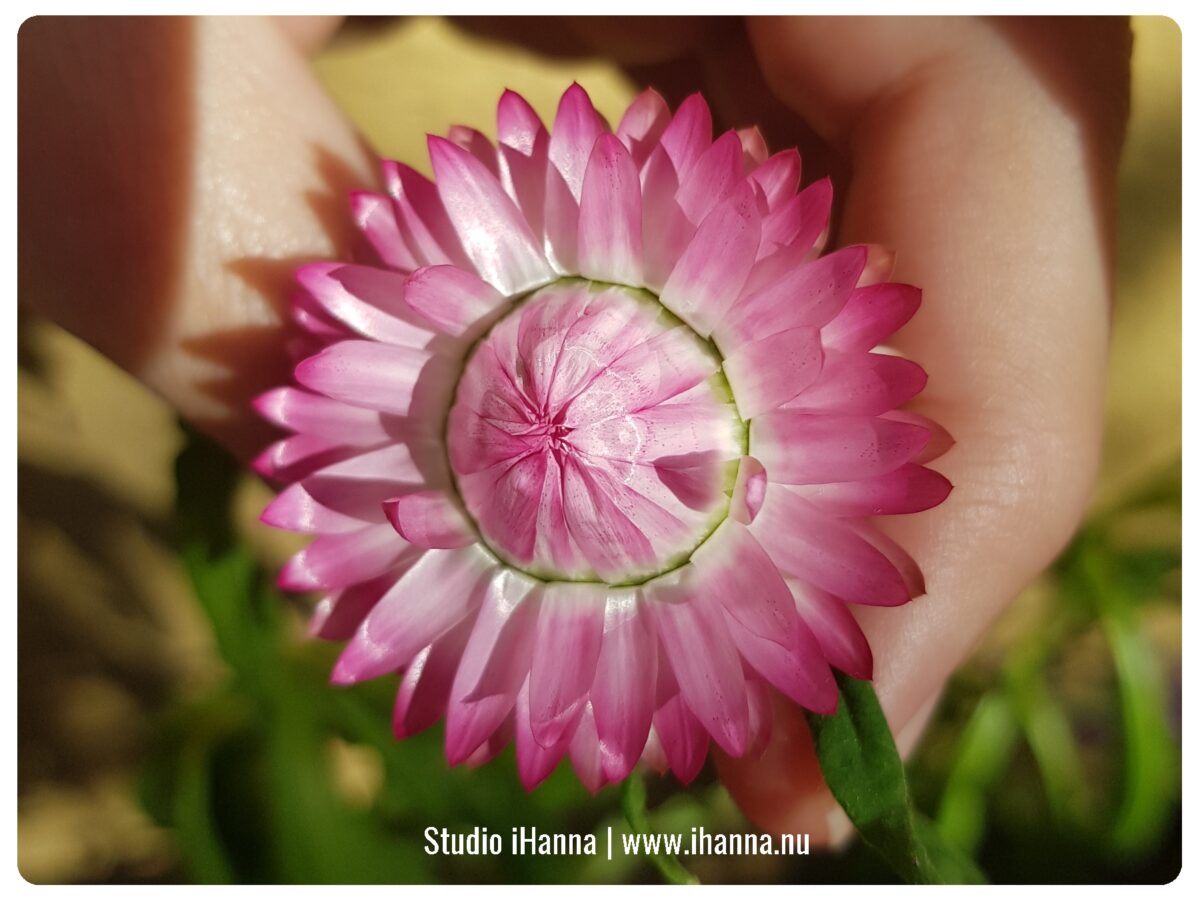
[807,673,987,884]
[935,691,1019,855]
[621,773,699,885]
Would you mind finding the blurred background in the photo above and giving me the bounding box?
[16,15,1181,884]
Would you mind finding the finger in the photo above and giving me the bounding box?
[19,16,376,459]
[718,16,1128,835]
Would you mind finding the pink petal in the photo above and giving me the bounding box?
[331,546,495,683]
[263,480,381,533]
[752,412,931,484]
[799,463,953,516]
[280,524,414,591]
[744,675,775,756]
[568,704,608,794]
[646,572,749,755]
[738,126,769,168]
[653,451,727,512]
[515,680,574,789]
[720,244,866,348]
[528,583,606,748]
[591,592,657,781]
[309,569,408,641]
[444,571,539,763]
[722,610,837,715]
[495,91,551,261]
[659,182,761,337]
[675,130,744,224]
[543,85,606,274]
[497,89,546,155]
[402,264,507,338]
[350,190,418,272]
[384,160,472,269]
[548,82,606,201]
[750,149,802,210]
[393,615,474,738]
[882,409,956,464]
[616,88,670,168]
[751,486,912,606]
[639,145,695,290]
[722,326,824,418]
[448,124,500,178]
[658,92,712,180]
[846,519,927,598]
[729,455,768,525]
[858,244,898,287]
[254,387,392,444]
[790,580,873,679]
[653,692,710,784]
[754,177,834,263]
[785,351,927,416]
[822,283,923,353]
[383,490,475,548]
[460,576,543,702]
[428,135,553,295]
[560,456,657,581]
[295,340,453,418]
[578,133,644,285]
[691,521,800,649]
[252,434,353,482]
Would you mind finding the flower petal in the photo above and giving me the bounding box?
[393,615,474,738]
[444,571,539,764]
[720,244,866,348]
[591,592,657,781]
[428,135,553,295]
[515,680,574,789]
[675,130,744,224]
[350,190,418,272]
[785,351,927,416]
[402,264,507,337]
[659,182,761,337]
[383,489,475,548]
[332,546,495,683]
[646,571,749,755]
[723,326,824,418]
[750,149,802,210]
[295,340,455,418]
[822,283,923,353]
[254,387,391,444]
[578,133,644,285]
[652,692,710,784]
[799,463,953,516]
[752,412,931,484]
[658,92,712,180]
[789,580,873,679]
[616,88,670,168]
[529,583,607,748]
[280,524,414,591]
[751,486,912,606]
[384,160,472,269]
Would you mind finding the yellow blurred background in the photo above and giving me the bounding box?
[17,16,1180,883]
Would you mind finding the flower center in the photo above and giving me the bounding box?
[446,280,745,585]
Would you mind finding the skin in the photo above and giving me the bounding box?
[19,16,1130,842]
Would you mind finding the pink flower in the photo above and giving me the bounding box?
[256,84,952,791]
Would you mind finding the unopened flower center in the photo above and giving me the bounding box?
[446,280,745,585]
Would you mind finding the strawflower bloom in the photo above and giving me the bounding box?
[256,84,952,791]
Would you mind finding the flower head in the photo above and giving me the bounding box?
[256,84,952,791]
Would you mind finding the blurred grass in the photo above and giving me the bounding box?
[16,15,1180,884]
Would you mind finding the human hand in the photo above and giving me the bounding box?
[18,15,1130,842]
